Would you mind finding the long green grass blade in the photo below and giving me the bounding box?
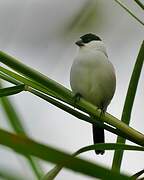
[112,41,144,171]
[0,84,25,97]
[1,72,143,151]
[0,52,144,149]
[114,0,144,26]
[0,83,43,179]
[42,166,63,180]
[0,71,20,85]
[43,143,144,180]
[30,88,127,138]
[74,143,144,155]
[0,128,130,180]
[0,72,140,145]
[134,0,144,10]
[0,66,56,98]
[131,169,144,179]
[0,51,69,101]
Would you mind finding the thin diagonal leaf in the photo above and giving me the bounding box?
[134,0,144,10]
[0,71,20,85]
[112,41,144,171]
[0,82,43,179]
[1,73,142,150]
[131,169,144,179]
[43,143,144,180]
[30,88,127,138]
[114,0,144,26]
[0,66,56,98]
[0,128,130,180]
[0,84,25,97]
[0,72,140,144]
[41,166,62,180]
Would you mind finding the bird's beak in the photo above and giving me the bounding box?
[75,40,84,47]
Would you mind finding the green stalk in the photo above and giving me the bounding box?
[0,72,139,142]
[0,51,144,148]
[0,51,70,101]
[0,66,56,98]
[0,83,43,179]
[0,71,20,85]
[112,41,144,171]
[0,128,130,180]
[114,0,144,26]
[0,84,25,97]
[43,143,144,180]
[134,0,144,10]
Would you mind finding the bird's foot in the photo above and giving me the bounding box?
[72,93,82,108]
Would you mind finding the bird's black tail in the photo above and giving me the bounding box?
[92,124,105,155]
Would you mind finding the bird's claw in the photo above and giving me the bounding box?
[72,93,82,108]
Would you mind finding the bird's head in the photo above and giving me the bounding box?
[75,33,107,56]
[75,33,102,47]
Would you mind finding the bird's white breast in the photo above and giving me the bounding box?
[70,44,116,110]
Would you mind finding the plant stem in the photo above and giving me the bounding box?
[114,0,144,26]
[134,0,144,10]
[112,41,144,171]
[0,82,43,179]
[0,51,144,148]
[0,72,140,143]
[0,128,130,180]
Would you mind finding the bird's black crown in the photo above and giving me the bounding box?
[80,33,101,43]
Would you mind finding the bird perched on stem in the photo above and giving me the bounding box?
[70,33,116,155]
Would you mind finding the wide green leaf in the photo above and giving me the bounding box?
[43,143,144,180]
[0,128,130,180]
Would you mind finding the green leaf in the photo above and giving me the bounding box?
[0,128,130,180]
[30,88,127,138]
[114,0,144,26]
[0,73,139,146]
[0,71,20,85]
[134,0,144,10]
[74,143,144,155]
[0,51,144,149]
[1,68,144,149]
[0,51,68,101]
[0,82,43,179]
[112,41,144,171]
[131,169,144,179]
[0,66,56,98]
[0,84,25,97]
[41,165,62,180]
[42,143,144,180]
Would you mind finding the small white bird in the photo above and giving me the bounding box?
[70,33,116,155]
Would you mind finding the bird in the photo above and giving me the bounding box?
[70,33,116,155]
